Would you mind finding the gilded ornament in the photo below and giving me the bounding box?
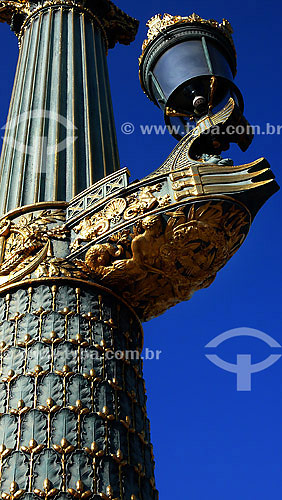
[124,184,170,219]
[71,189,170,250]
[1,481,25,500]
[71,216,110,250]
[104,198,127,219]
[67,480,91,500]
[0,0,139,48]
[33,478,59,500]
[0,210,68,281]
[139,12,234,64]
[75,201,249,321]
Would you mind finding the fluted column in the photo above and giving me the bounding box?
[0,4,119,214]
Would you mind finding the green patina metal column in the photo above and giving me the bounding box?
[0,1,121,213]
[0,283,156,500]
[0,1,158,499]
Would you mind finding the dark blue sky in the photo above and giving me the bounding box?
[0,1,282,499]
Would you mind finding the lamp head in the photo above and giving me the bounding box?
[139,13,246,144]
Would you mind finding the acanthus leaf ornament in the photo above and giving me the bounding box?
[139,12,235,65]
[0,0,139,47]
[0,209,69,287]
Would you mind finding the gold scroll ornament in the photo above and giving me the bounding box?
[74,200,250,321]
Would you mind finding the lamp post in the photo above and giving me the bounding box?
[0,3,279,499]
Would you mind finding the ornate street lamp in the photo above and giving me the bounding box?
[0,4,279,499]
[139,13,243,137]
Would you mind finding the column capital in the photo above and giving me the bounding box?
[0,0,139,47]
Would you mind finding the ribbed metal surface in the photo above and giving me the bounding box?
[0,7,119,214]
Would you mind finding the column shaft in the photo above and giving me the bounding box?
[0,282,157,500]
[0,6,119,214]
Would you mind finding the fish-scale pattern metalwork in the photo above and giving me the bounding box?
[0,283,158,500]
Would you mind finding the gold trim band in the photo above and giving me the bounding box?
[17,0,109,52]
[0,201,68,222]
[0,276,144,343]
[139,12,235,66]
